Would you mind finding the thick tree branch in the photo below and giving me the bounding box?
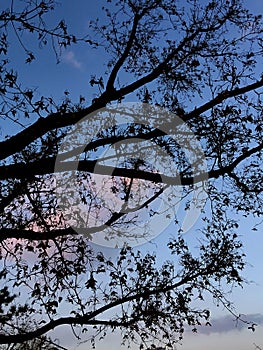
[112,30,206,100]
[0,98,109,162]
[224,142,263,171]
[227,171,252,193]
[0,227,78,241]
[60,76,263,158]
[1,74,261,164]
[185,77,263,121]
[0,274,194,344]
[0,142,262,184]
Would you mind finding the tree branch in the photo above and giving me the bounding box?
[224,142,263,171]
[184,77,263,121]
[0,141,262,184]
[0,227,78,241]
[0,12,237,162]
[0,180,29,214]
[1,72,261,165]
[1,143,261,241]
[0,274,194,344]
[0,98,109,161]
[0,183,166,241]
[106,13,140,91]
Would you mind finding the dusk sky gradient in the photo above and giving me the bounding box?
[1,0,263,349]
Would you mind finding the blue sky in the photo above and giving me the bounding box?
[1,0,263,349]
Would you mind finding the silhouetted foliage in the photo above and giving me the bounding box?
[0,0,262,349]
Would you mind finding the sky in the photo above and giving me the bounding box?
[1,0,263,349]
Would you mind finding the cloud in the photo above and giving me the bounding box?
[194,314,263,335]
[62,50,83,69]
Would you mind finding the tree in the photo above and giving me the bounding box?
[0,0,262,349]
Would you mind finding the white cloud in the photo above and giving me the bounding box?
[62,50,83,69]
[195,313,263,335]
